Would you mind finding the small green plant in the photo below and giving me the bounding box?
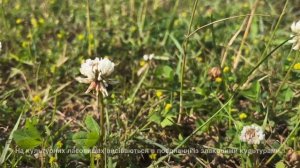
[75,57,115,167]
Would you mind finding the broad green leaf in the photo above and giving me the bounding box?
[155,65,174,81]
[85,115,100,135]
[23,121,40,139]
[108,156,117,168]
[277,86,294,102]
[240,81,260,101]
[85,132,99,148]
[72,131,99,148]
[275,161,286,168]
[148,112,161,125]
[72,131,88,147]
[13,127,42,149]
[161,114,175,128]
[25,117,38,128]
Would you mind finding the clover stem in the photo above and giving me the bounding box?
[97,90,105,167]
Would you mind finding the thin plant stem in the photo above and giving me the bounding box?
[98,92,105,146]
[49,94,57,127]
[97,91,105,167]
[271,50,297,114]
[232,0,260,70]
[0,111,23,164]
[86,0,92,56]
[275,51,299,97]
[90,151,95,168]
[178,0,199,124]
[186,14,271,39]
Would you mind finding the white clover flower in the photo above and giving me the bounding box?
[290,20,300,50]
[143,53,154,61]
[76,57,115,97]
[240,124,265,145]
[98,58,114,77]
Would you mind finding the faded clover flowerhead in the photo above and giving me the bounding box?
[76,57,115,97]
[290,20,300,50]
[240,124,265,145]
[143,53,154,61]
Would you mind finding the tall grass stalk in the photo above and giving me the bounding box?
[178,0,199,124]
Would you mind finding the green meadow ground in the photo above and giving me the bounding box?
[1,0,300,167]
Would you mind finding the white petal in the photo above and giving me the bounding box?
[76,77,92,83]
[143,55,149,61]
[80,60,94,79]
[293,43,300,50]
[296,20,300,33]
[100,83,108,97]
[98,58,114,76]
[291,22,297,32]
[149,54,154,60]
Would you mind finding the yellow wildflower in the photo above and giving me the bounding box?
[293,63,300,70]
[27,33,32,39]
[165,104,172,111]
[174,19,180,27]
[56,141,63,148]
[88,34,94,40]
[38,18,45,25]
[111,93,116,99]
[22,41,29,48]
[149,153,157,160]
[196,57,203,62]
[16,18,22,24]
[95,154,102,160]
[15,3,20,10]
[50,0,56,4]
[32,95,41,103]
[223,66,230,73]
[77,34,84,41]
[49,156,56,165]
[215,77,222,83]
[57,32,63,39]
[139,60,146,66]
[129,26,136,33]
[155,90,163,98]
[31,18,38,28]
[239,113,247,120]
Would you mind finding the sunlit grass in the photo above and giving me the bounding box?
[1,0,300,167]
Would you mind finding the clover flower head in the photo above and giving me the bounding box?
[290,20,300,50]
[76,57,115,97]
[143,53,154,61]
[240,124,265,145]
[208,67,221,79]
